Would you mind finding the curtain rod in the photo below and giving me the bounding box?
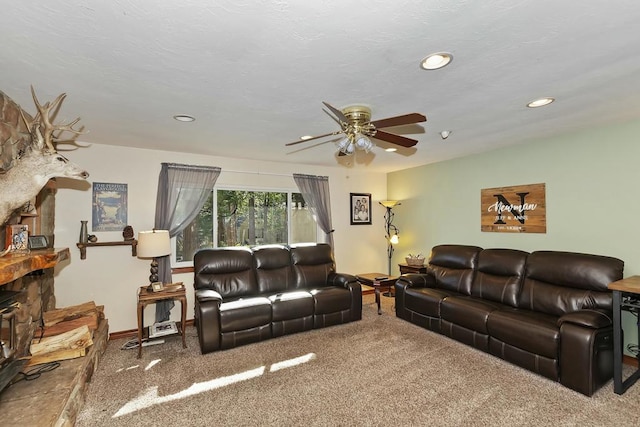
[223,169,293,177]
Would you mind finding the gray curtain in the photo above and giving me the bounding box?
[292,173,334,248]
[154,163,221,322]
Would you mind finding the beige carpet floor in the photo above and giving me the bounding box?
[77,294,640,426]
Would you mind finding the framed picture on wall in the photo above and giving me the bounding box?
[350,193,372,225]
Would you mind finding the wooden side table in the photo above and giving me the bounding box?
[608,276,640,394]
[356,273,398,315]
[137,284,187,358]
[398,263,427,274]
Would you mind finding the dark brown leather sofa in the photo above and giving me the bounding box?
[394,244,624,396]
[193,243,361,354]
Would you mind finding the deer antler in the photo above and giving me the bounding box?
[29,85,85,152]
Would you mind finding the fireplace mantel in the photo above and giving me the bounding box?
[0,248,70,286]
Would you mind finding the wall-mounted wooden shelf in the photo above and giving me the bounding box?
[76,240,137,260]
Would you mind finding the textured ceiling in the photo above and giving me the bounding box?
[2,0,640,172]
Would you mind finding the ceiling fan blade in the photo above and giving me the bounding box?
[370,113,427,129]
[323,109,342,126]
[373,130,418,147]
[285,131,342,146]
[322,101,349,123]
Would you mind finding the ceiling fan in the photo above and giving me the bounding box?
[286,102,427,156]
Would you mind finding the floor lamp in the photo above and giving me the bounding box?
[379,200,400,277]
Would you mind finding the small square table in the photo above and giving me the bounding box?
[356,273,399,315]
[137,283,187,358]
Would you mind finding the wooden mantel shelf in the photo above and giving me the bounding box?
[0,248,70,286]
[76,240,137,260]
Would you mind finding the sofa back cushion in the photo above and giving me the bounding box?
[427,245,483,295]
[290,243,335,289]
[253,244,294,294]
[520,251,624,316]
[193,247,259,298]
[471,248,528,307]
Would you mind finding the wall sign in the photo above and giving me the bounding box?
[92,182,128,232]
[481,183,546,233]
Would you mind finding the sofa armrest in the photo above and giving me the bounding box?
[328,272,362,321]
[558,309,614,395]
[396,273,435,290]
[195,289,223,303]
[194,289,223,354]
[328,272,357,288]
[394,273,435,320]
[557,309,612,329]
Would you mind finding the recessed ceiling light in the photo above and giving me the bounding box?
[173,114,195,122]
[420,52,453,70]
[385,147,397,152]
[527,98,555,108]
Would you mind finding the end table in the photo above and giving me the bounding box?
[356,273,399,315]
[137,283,187,358]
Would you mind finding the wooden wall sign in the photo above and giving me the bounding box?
[481,183,546,233]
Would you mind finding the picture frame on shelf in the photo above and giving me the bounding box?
[5,224,29,253]
[350,193,372,225]
[28,235,49,250]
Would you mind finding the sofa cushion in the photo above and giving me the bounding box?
[310,287,352,315]
[268,291,314,321]
[441,296,504,334]
[219,297,272,332]
[471,248,528,307]
[194,247,259,298]
[290,243,335,289]
[405,287,461,317]
[519,251,623,316]
[427,244,482,295]
[253,245,294,294]
[487,308,559,359]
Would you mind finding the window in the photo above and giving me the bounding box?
[175,189,317,264]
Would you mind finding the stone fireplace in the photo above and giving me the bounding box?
[0,89,60,393]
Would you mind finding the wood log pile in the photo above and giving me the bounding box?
[28,301,104,366]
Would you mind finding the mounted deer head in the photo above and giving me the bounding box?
[0,87,89,227]
[20,86,85,152]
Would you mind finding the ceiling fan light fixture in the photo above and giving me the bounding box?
[420,52,453,70]
[385,147,397,152]
[527,97,555,108]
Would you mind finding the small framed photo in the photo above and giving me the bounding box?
[5,224,29,253]
[28,235,49,250]
[151,282,164,292]
[350,193,372,225]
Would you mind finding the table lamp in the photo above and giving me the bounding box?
[137,230,171,288]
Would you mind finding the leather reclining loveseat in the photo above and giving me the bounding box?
[394,244,624,396]
[193,243,362,354]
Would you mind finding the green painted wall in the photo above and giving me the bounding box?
[388,119,640,354]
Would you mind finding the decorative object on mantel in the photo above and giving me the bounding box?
[88,235,98,243]
[0,86,89,226]
[122,225,134,241]
[137,230,171,288]
[379,200,401,276]
[5,224,29,254]
[405,253,425,267]
[78,220,88,244]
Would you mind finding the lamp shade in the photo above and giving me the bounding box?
[137,230,171,258]
[379,200,400,208]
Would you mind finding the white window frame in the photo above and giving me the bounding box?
[171,185,320,267]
